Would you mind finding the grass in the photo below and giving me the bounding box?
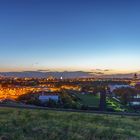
[106,97,135,113]
[106,98,125,112]
[76,94,99,107]
[0,108,140,140]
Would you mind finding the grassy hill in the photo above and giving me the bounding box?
[0,108,140,140]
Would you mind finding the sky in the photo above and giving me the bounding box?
[0,0,140,73]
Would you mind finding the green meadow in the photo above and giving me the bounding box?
[76,94,100,107]
[0,107,140,140]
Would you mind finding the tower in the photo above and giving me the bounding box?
[133,73,138,81]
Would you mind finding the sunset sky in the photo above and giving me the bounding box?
[0,0,140,73]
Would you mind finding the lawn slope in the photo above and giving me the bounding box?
[0,108,140,140]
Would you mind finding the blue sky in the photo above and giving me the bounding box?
[0,0,140,73]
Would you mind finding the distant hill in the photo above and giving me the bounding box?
[0,71,94,79]
[0,71,138,79]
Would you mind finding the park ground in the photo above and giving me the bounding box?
[0,107,140,140]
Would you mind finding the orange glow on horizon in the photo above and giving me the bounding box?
[0,66,139,74]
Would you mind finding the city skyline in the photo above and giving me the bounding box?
[0,0,140,73]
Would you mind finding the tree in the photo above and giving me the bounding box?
[96,86,107,111]
[135,83,140,91]
[113,87,137,105]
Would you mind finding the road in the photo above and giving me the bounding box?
[0,103,140,116]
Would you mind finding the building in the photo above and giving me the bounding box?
[39,95,59,103]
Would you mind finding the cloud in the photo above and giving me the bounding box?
[104,69,110,71]
[91,69,112,72]
[37,69,50,72]
[93,72,104,75]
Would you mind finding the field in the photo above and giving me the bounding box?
[0,108,140,140]
[76,94,100,107]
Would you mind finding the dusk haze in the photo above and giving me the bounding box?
[0,0,140,73]
[0,1,140,140]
